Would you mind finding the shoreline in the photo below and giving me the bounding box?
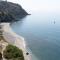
[0,23,31,60]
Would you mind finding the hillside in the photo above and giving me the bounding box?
[0,1,28,22]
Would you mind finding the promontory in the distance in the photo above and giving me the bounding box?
[0,1,29,22]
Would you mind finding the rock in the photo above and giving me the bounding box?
[0,1,28,22]
[0,52,2,60]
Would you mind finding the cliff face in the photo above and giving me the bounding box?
[0,1,28,22]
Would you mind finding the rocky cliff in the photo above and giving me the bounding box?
[0,1,28,22]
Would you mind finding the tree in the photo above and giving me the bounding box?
[3,45,24,60]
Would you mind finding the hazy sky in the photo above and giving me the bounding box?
[7,0,60,13]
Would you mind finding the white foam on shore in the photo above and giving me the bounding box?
[27,47,39,60]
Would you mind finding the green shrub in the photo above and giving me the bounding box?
[3,45,24,60]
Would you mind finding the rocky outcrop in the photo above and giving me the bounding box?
[0,1,28,22]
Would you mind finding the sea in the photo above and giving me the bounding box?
[10,11,60,60]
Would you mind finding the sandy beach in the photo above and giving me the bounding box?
[0,23,32,60]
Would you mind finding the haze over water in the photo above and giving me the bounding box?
[8,0,60,13]
[8,0,60,60]
[10,11,60,60]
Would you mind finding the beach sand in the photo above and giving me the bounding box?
[0,23,32,60]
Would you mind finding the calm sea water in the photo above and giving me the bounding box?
[11,12,60,60]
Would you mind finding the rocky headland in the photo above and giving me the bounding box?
[0,1,28,22]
